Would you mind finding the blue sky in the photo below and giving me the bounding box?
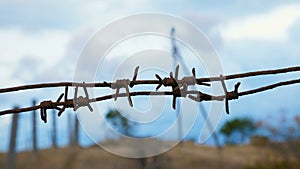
[1,0,300,150]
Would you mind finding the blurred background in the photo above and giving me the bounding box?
[1,0,300,169]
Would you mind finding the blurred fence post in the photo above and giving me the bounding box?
[68,112,80,147]
[32,100,38,152]
[68,113,74,146]
[6,107,19,169]
[74,114,79,146]
[52,109,57,148]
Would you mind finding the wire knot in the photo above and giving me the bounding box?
[111,79,131,89]
[156,65,182,109]
[39,100,59,123]
[75,96,90,107]
[40,100,56,109]
[108,79,133,107]
[73,82,93,112]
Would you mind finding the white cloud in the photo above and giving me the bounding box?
[0,0,83,30]
[219,4,300,41]
[0,0,154,31]
[0,28,71,85]
[0,28,70,64]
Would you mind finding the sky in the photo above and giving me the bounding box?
[1,0,300,151]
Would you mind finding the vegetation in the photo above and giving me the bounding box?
[105,109,135,136]
[220,118,257,145]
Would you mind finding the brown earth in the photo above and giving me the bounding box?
[1,139,300,169]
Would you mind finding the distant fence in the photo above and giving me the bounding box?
[0,99,93,155]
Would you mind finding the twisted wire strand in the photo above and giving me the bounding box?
[0,66,300,121]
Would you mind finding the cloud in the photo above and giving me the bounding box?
[215,4,300,74]
[219,4,300,41]
[12,55,41,82]
[35,28,94,82]
[0,28,71,85]
[0,0,158,33]
[212,4,300,123]
[288,18,300,43]
[0,0,83,31]
[182,12,223,50]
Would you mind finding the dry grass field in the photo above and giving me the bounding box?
[1,139,300,169]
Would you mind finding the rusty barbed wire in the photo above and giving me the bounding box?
[1,65,300,123]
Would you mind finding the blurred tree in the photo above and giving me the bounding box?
[257,114,300,161]
[220,118,257,145]
[106,109,134,136]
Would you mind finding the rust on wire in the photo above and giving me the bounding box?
[155,65,185,109]
[73,82,93,112]
[1,66,300,94]
[39,93,65,123]
[0,65,300,122]
[103,66,139,107]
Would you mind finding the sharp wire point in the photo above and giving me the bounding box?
[155,74,162,81]
[87,105,93,112]
[64,86,68,101]
[115,88,120,101]
[192,68,196,77]
[134,66,139,80]
[172,96,176,109]
[58,107,65,116]
[40,108,47,123]
[220,75,230,114]
[83,82,90,99]
[125,86,133,107]
[235,82,241,91]
[156,84,162,91]
[155,74,163,90]
[56,93,64,102]
[74,86,78,101]
[130,66,140,87]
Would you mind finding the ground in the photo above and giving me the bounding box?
[1,139,300,169]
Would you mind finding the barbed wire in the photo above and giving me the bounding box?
[1,65,300,123]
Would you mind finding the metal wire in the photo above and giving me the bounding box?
[0,65,300,123]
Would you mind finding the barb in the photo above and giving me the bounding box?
[155,65,182,109]
[39,93,64,123]
[218,75,240,114]
[129,66,140,88]
[0,65,300,122]
[220,75,229,114]
[57,86,69,117]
